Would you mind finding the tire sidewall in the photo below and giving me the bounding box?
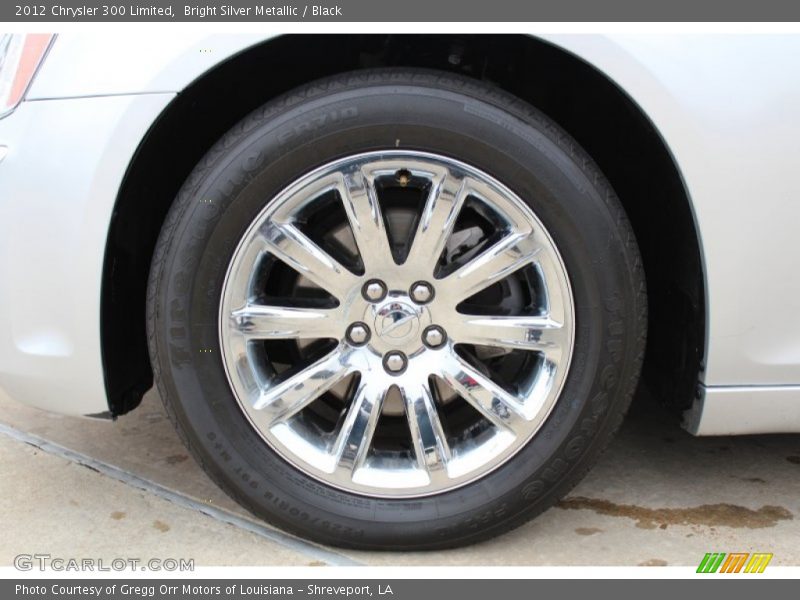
[151,72,643,549]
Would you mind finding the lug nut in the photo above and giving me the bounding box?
[422,325,447,349]
[362,280,387,302]
[346,322,370,346]
[409,281,434,304]
[383,351,407,375]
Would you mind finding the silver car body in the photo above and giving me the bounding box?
[1,33,799,434]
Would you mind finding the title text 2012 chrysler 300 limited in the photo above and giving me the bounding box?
[1,33,799,549]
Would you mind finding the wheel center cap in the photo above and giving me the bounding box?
[373,300,421,346]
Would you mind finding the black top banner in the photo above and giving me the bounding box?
[4,0,800,22]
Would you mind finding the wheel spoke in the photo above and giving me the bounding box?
[230,305,343,340]
[401,383,451,483]
[258,221,359,301]
[338,169,394,272]
[439,232,542,301]
[220,151,576,497]
[254,349,351,419]
[438,351,532,431]
[330,381,386,477]
[405,173,468,271]
[447,314,567,362]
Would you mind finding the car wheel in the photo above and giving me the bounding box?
[147,69,646,550]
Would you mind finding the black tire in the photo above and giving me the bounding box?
[147,69,646,550]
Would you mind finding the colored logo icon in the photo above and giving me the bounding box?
[697,552,773,573]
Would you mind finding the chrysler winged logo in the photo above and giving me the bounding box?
[375,302,420,342]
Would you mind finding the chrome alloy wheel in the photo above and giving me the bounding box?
[219,150,574,498]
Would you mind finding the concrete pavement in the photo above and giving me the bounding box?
[1,388,798,567]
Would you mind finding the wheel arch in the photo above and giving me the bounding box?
[102,34,706,416]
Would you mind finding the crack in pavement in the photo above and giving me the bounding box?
[0,421,360,567]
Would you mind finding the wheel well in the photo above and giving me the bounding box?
[102,34,706,416]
